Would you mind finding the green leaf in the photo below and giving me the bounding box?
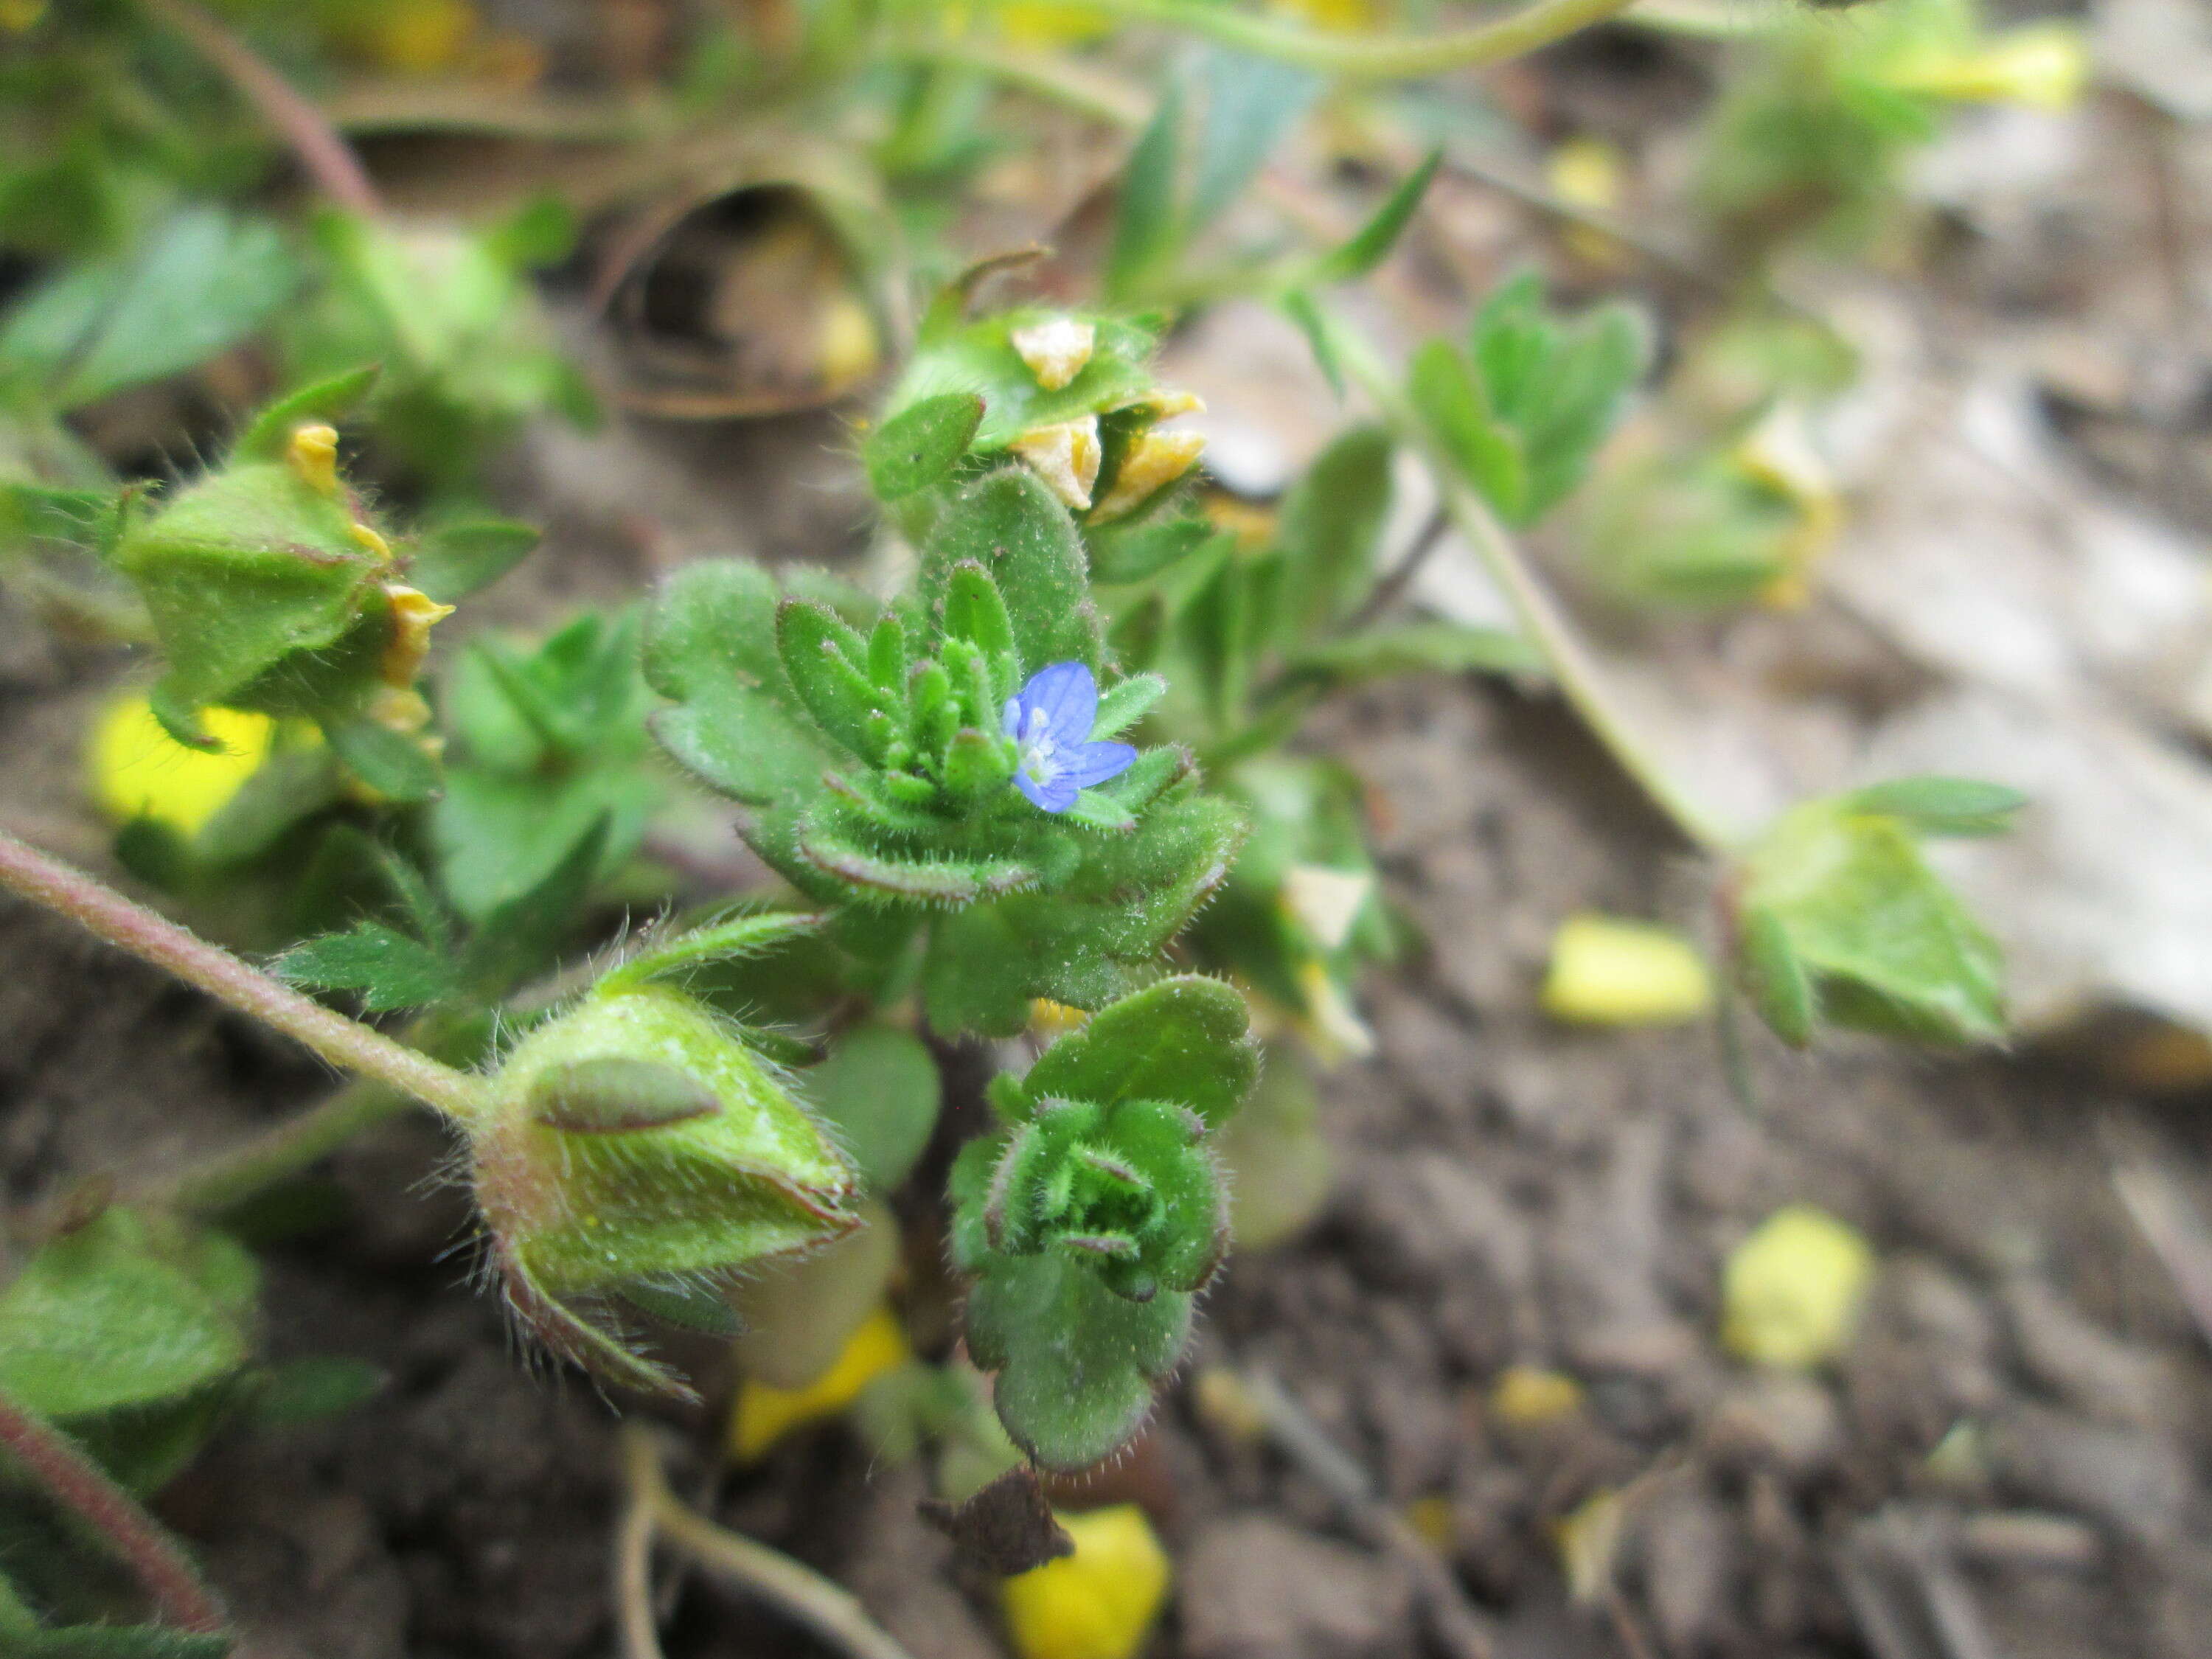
[268,922,462,1012]
[232,364,381,462]
[0,209,299,409]
[962,1253,1189,1470]
[1736,799,2006,1046]
[1265,425,1394,644]
[1091,672,1166,739]
[1408,338,1526,520]
[644,561,835,807]
[1106,82,1183,301]
[406,519,538,604]
[1188,50,1320,231]
[1735,902,1815,1048]
[779,599,888,762]
[866,392,984,501]
[1088,518,1224,586]
[1016,976,1256,1129]
[250,1355,385,1425]
[0,1209,257,1420]
[798,1025,942,1192]
[1280,287,1343,396]
[1839,776,2027,838]
[1281,621,1543,684]
[7,1628,233,1658]
[618,1276,742,1337]
[454,815,609,994]
[1304,149,1440,285]
[323,718,442,804]
[919,468,1101,672]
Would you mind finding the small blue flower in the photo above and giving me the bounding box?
[1001,661,1136,814]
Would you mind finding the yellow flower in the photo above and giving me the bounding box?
[89,698,279,838]
[1548,137,1624,214]
[1,0,46,33]
[1540,914,1714,1026]
[728,1305,910,1460]
[1553,1489,1624,1604]
[1001,1505,1171,1659]
[1722,1205,1876,1369]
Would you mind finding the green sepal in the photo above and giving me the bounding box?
[1735,902,1815,1048]
[1836,776,2026,838]
[866,391,985,501]
[267,922,462,1012]
[323,717,441,804]
[234,364,381,461]
[406,518,539,604]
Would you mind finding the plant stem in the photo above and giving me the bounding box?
[0,831,490,1127]
[618,1427,915,1659]
[161,1078,418,1217]
[987,0,1643,79]
[0,1388,227,1635]
[139,0,385,216]
[1320,310,1743,854]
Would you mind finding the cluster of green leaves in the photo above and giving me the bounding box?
[647,463,1242,1037]
[1409,271,1648,530]
[950,977,1254,1467]
[1730,776,2022,1047]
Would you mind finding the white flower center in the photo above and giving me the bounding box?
[1017,706,1060,784]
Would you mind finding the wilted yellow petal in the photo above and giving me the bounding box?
[728,1304,910,1460]
[1012,316,1097,392]
[1722,1206,1876,1370]
[818,293,883,390]
[1013,417,1103,510]
[287,424,341,497]
[1029,998,1092,1040]
[1295,959,1375,1065]
[1541,914,1714,1026]
[1001,1505,1171,1659]
[89,698,278,838]
[380,585,456,688]
[1488,1364,1585,1429]
[1091,430,1206,524]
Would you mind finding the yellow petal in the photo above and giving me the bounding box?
[1295,959,1375,1065]
[1553,1488,1625,1605]
[1001,1506,1172,1659]
[1013,417,1103,510]
[1488,1364,1585,1430]
[728,1304,911,1461]
[1011,316,1097,392]
[379,584,456,688]
[1540,913,1714,1026]
[1722,1206,1876,1370]
[88,698,278,838]
[287,424,341,497]
[1883,24,2088,111]
[1091,430,1206,524]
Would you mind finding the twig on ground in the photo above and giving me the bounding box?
[2107,1137,2212,1353]
[616,1426,916,1659]
[1235,1367,1498,1659]
[139,0,384,215]
[0,1388,229,1637]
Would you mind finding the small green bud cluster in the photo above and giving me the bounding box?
[950,978,1255,1467]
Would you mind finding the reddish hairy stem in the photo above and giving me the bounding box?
[140,0,385,217]
[0,830,488,1126]
[0,1388,227,1634]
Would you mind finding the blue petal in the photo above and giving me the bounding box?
[1015,768,1080,813]
[1061,740,1137,790]
[1018,661,1098,747]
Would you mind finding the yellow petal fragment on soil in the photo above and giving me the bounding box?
[1540,913,1714,1026]
[1001,1504,1172,1659]
[1489,1364,1585,1429]
[728,1304,910,1461]
[1722,1205,1877,1370]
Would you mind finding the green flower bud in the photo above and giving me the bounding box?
[473,981,861,1397]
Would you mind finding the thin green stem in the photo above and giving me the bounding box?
[1320,310,1742,854]
[160,1078,417,1217]
[984,0,1642,79]
[0,1388,227,1635]
[0,831,491,1127]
